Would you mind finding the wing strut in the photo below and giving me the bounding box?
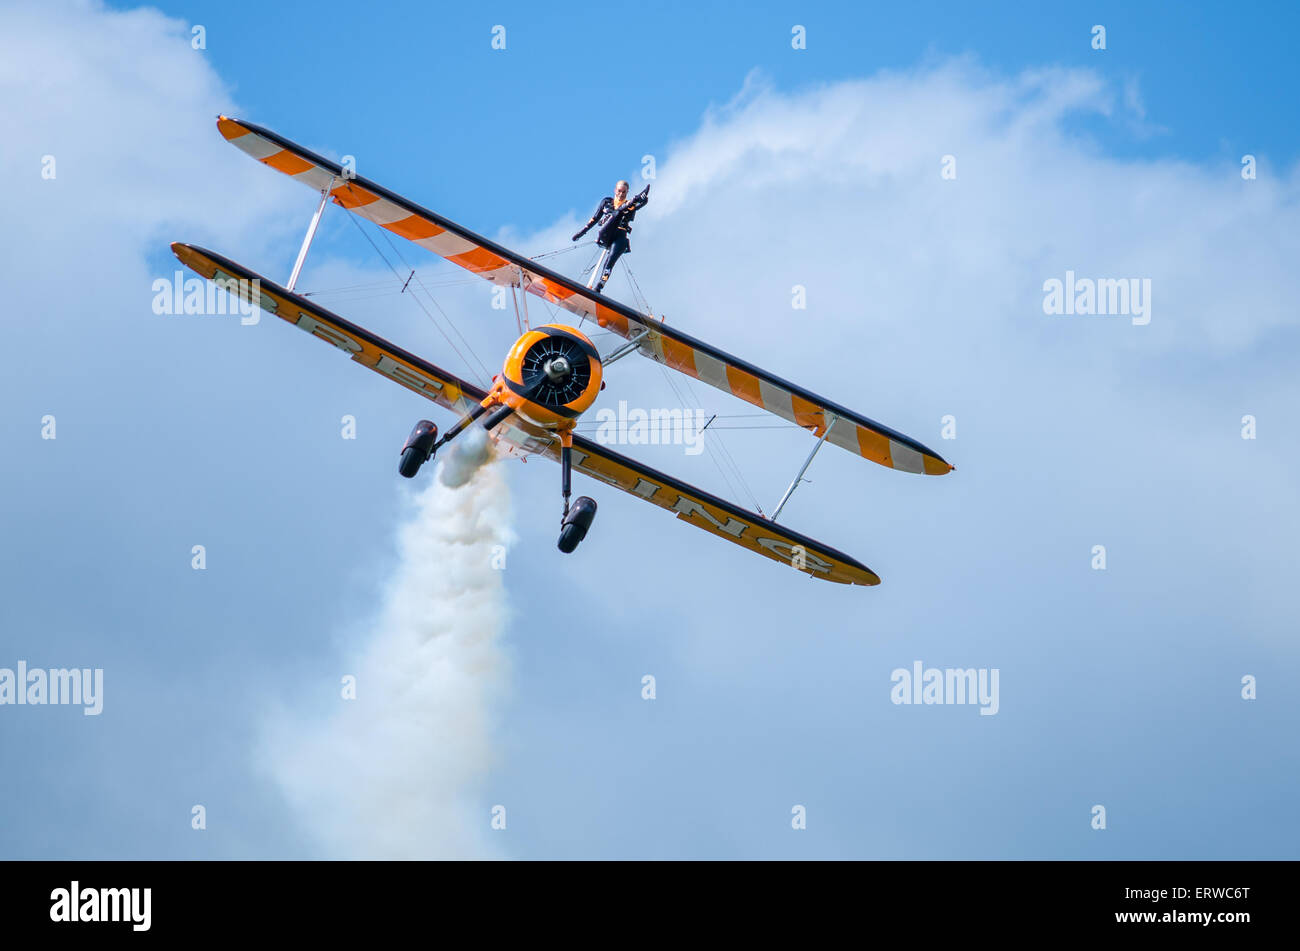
[771,413,839,521]
[287,177,335,292]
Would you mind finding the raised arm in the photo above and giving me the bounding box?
[573,197,612,241]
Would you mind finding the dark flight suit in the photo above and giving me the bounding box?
[573,187,649,292]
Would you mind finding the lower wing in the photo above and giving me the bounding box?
[170,242,880,585]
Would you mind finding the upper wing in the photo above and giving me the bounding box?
[170,242,487,416]
[215,116,953,477]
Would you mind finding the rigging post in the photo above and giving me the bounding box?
[586,246,612,290]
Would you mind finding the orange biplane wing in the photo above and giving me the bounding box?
[171,243,488,416]
[542,436,880,585]
[215,116,953,478]
[170,242,880,584]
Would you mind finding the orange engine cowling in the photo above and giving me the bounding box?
[495,324,603,429]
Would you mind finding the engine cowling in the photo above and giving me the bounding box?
[499,325,603,428]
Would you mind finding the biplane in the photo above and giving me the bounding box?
[171,116,953,586]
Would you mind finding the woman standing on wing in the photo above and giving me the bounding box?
[573,180,650,293]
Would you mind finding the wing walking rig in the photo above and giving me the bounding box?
[171,117,953,586]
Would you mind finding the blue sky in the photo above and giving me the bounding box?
[137,0,1300,230]
[1,0,1297,859]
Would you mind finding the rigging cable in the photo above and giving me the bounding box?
[372,222,495,385]
[340,211,491,387]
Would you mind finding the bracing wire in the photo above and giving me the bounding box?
[297,222,776,509]
[622,263,765,514]
[340,211,491,387]
[372,225,495,386]
[675,370,767,515]
[624,265,653,316]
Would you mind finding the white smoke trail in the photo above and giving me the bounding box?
[261,431,512,858]
[438,425,494,489]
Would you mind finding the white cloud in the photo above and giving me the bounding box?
[1,0,297,257]
[5,3,1296,858]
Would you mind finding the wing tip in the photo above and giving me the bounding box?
[216,115,247,141]
[922,454,956,476]
[799,555,880,586]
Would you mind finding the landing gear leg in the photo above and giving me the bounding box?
[561,443,572,519]
[556,433,596,553]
